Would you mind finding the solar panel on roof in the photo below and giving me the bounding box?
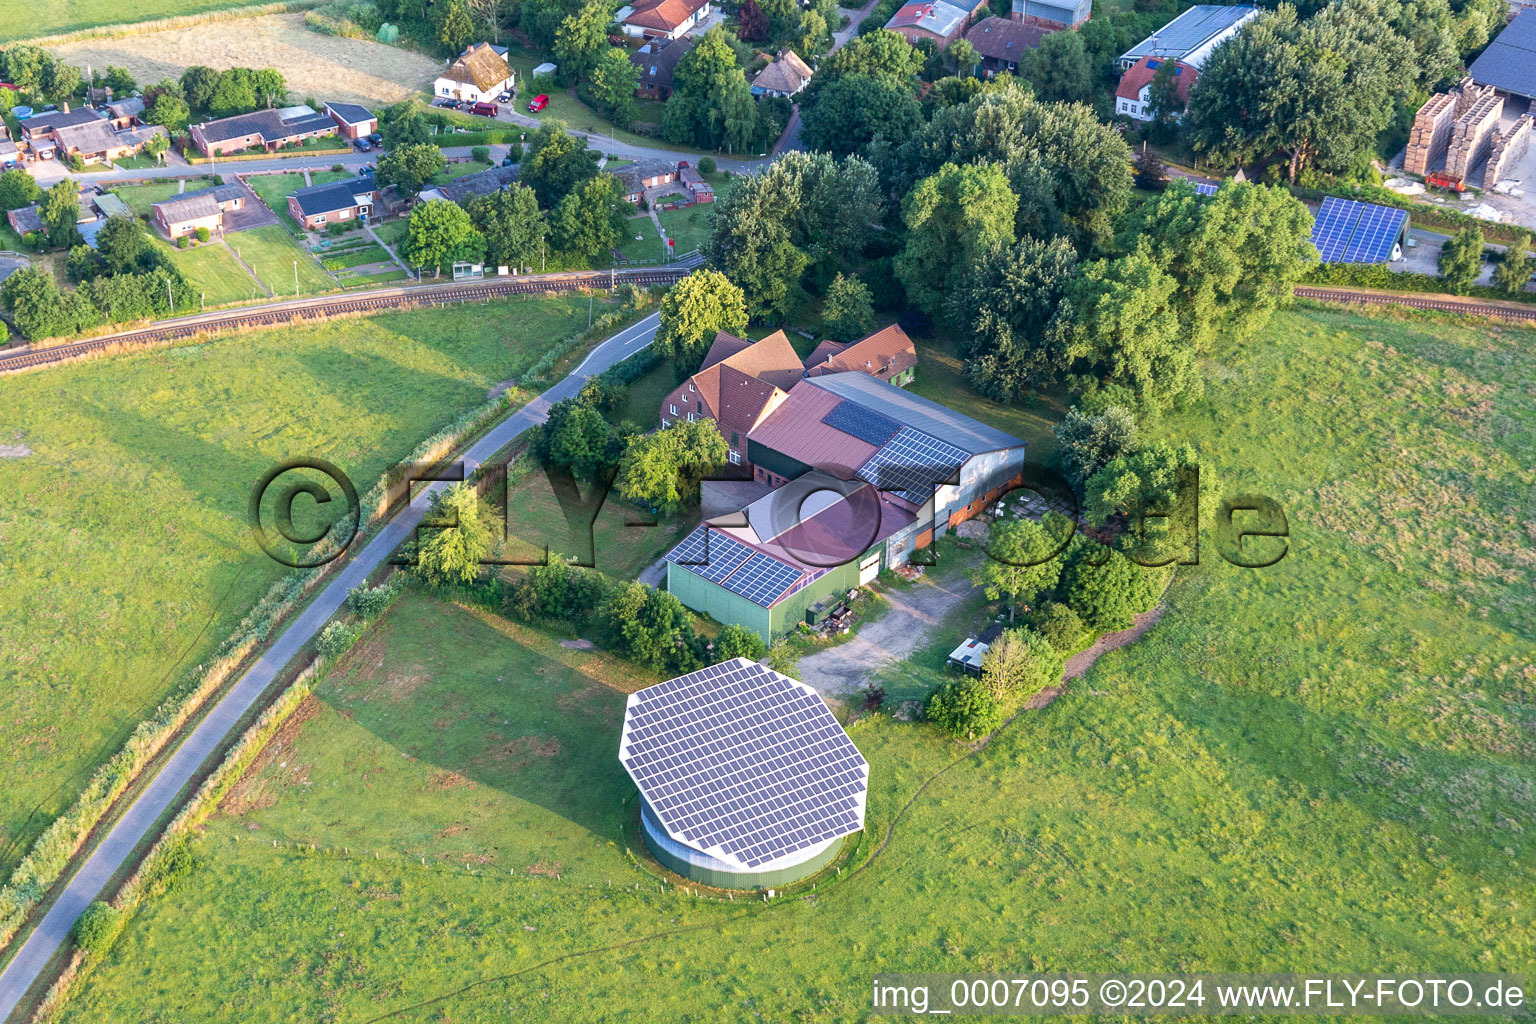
[619,660,869,869]
[726,553,804,607]
[822,399,900,446]
[1310,196,1407,264]
[856,426,968,502]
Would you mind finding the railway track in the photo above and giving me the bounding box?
[1292,285,1536,321]
[0,267,691,376]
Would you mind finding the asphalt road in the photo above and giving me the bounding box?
[0,310,662,1022]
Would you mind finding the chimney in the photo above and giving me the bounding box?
[61,101,70,113]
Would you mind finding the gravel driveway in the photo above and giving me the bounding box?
[798,570,983,697]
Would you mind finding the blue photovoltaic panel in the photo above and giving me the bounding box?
[725,553,804,607]
[822,399,900,446]
[856,426,968,502]
[1310,196,1407,264]
[618,660,869,868]
[1193,181,1218,196]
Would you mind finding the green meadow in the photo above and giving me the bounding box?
[52,304,1536,1021]
[0,294,611,876]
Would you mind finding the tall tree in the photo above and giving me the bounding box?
[554,0,613,84]
[586,46,640,127]
[799,73,921,159]
[821,272,874,342]
[896,161,1017,317]
[1493,245,1533,297]
[376,142,446,194]
[180,65,220,113]
[467,183,545,271]
[952,235,1078,402]
[38,181,82,250]
[520,121,597,206]
[1053,405,1138,486]
[401,200,485,277]
[547,173,626,261]
[662,27,760,152]
[1437,226,1484,294]
[1019,29,1091,103]
[415,482,498,586]
[146,92,190,132]
[654,270,749,367]
[615,419,730,510]
[972,513,1070,621]
[96,216,146,276]
[438,0,476,53]
[0,169,40,212]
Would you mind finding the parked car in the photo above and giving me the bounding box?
[470,101,498,116]
[497,91,512,103]
[355,138,372,152]
[501,155,515,167]
[527,94,549,112]
[39,103,56,113]
[434,98,456,108]
[368,131,383,145]
[456,100,474,110]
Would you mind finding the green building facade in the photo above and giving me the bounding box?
[666,541,876,642]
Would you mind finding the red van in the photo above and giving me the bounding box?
[527,94,549,112]
[470,101,498,116]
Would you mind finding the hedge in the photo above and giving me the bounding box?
[1300,261,1536,306]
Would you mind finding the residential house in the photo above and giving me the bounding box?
[803,325,917,386]
[416,164,520,204]
[659,330,805,470]
[53,120,167,166]
[750,49,813,99]
[105,96,145,129]
[6,204,42,238]
[885,0,972,48]
[1117,4,1258,70]
[151,183,247,239]
[1011,0,1089,30]
[964,17,1050,76]
[188,105,339,157]
[324,102,378,139]
[612,160,680,203]
[287,172,379,230]
[0,138,18,167]
[629,37,694,100]
[1114,56,1196,121]
[434,42,515,104]
[93,193,133,220]
[619,0,711,40]
[17,107,107,159]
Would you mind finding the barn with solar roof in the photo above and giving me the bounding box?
[619,659,869,888]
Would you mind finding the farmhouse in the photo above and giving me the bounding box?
[323,101,378,139]
[629,37,694,99]
[619,658,868,888]
[618,0,712,40]
[188,105,339,157]
[1114,56,1197,121]
[151,182,247,239]
[803,324,917,385]
[965,17,1050,76]
[659,330,804,468]
[885,0,972,48]
[1117,4,1258,70]
[434,42,515,104]
[287,172,379,230]
[750,49,813,98]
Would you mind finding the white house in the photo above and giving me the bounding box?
[434,42,515,104]
[618,0,711,40]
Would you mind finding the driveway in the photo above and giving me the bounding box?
[798,569,983,696]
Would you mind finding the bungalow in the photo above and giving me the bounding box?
[629,37,694,100]
[885,0,972,48]
[416,164,520,204]
[803,324,917,386]
[434,42,515,105]
[18,107,107,158]
[619,0,711,40]
[287,172,379,230]
[53,120,167,165]
[659,330,805,470]
[324,101,378,140]
[1114,56,1197,121]
[750,49,813,99]
[105,96,145,129]
[189,105,339,157]
[612,160,680,203]
[152,183,247,239]
[964,17,1050,77]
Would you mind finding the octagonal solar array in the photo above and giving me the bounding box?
[618,659,869,870]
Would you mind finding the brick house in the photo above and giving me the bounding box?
[152,183,247,239]
[286,172,379,230]
[189,106,339,157]
[964,17,1050,77]
[324,102,378,139]
[659,331,805,471]
[629,37,694,99]
[803,325,918,386]
[619,0,711,40]
[612,160,680,203]
[885,0,972,48]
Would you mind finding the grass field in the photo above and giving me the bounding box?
[112,178,211,217]
[654,178,734,257]
[0,294,612,878]
[241,173,313,234]
[157,237,265,306]
[51,304,1536,1021]
[431,160,492,185]
[616,214,663,264]
[227,224,334,296]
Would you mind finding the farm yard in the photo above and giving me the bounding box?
[0,294,618,881]
[46,12,439,108]
[48,305,1536,1022]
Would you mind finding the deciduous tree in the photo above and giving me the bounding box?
[952,235,1077,402]
[466,182,545,270]
[415,482,499,586]
[615,419,730,510]
[972,512,1070,621]
[1438,226,1484,294]
[654,270,748,367]
[896,161,1017,317]
[377,141,447,194]
[401,199,484,276]
[821,272,874,342]
[520,121,598,206]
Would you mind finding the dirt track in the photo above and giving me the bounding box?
[49,13,439,107]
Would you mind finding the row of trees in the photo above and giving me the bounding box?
[141,66,288,133]
[0,45,81,105]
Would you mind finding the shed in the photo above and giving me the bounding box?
[948,637,989,673]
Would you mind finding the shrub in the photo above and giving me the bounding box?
[72,901,125,957]
[211,174,224,185]
[315,620,359,659]
[712,623,766,663]
[471,145,490,164]
[1057,536,1167,632]
[0,319,9,346]
[331,163,345,173]
[346,578,400,618]
[1030,601,1084,652]
[924,675,1004,738]
[766,637,799,677]
[697,155,716,174]
[194,226,210,243]
[176,236,189,249]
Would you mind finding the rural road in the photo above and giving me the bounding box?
[0,311,664,1022]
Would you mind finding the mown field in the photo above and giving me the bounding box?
[0,294,612,877]
[53,304,1536,1021]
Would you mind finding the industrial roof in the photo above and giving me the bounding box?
[324,101,376,126]
[1118,4,1258,68]
[747,381,881,476]
[886,0,969,38]
[618,659,869,871]
[1309,197,1408,264]
[1469,10,1536,100]
[804,372,1022,455]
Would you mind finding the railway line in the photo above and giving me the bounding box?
[0,266,691,376]
[1292,285,1536,321]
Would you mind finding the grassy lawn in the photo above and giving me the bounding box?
[112,178,211,218]
[0,294,608,878]
[614,355,675,427]
[338,268,409,288]
[227,224,334,297]
[372,218,409,250]
[318,243,391,270]
[615,214,663,264]
[48,304,1536,1021]
[241,173,312,235]
[153,237,264,307]
[654,202,714,259]
[430,160,492,185]
[0,0,247,44]
[109,154,161,171]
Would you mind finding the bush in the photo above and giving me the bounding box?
[697,155,716,174]
[176,236,189,249]
[504,142,522,164]
[72,901,125,957]
[346,578,400,618]
[194,226,210,243]
[924,675,1005,738]
[712,623,766,663]
[211,174,224,186]
[471,145,490,164]
[315,620,359,659]
[1030,601,1084,652]
[1057,536,1167,632]
[331,163,345,173]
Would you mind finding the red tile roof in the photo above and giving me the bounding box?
[802,339,847,370]
[701,330,753,370]
[804,324,916,381]
[624,0,708,31]
[1115,56,1197,106]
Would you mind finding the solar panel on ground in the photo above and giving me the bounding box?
[1193,181,1218,196]
[619,659,869,868]
[856,426,969,502]
[1310,196,1407,264]
[822,399,900,446]
[726,553,804,607]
